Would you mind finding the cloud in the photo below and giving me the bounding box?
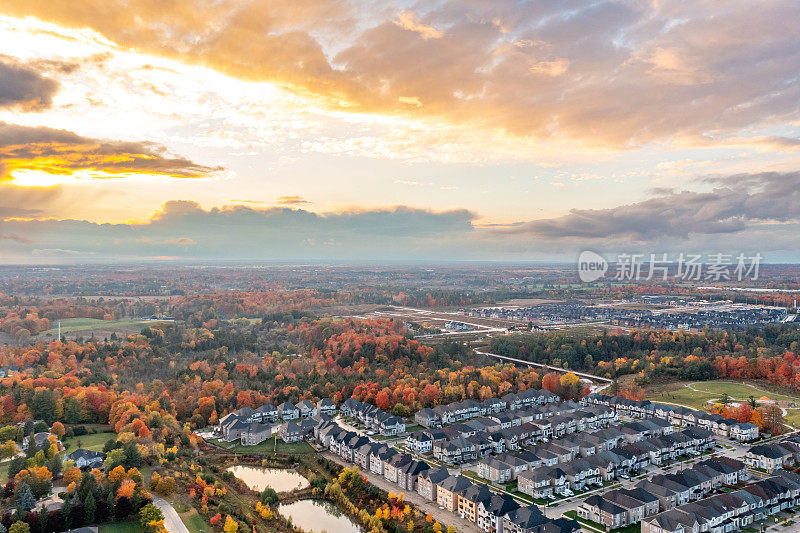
[3,0,799,147]
[0,200,478,260]
[501,171,800,241]
[0,56,59,110]
[393,11,443,40]
[0,233,32,243]
[4,173,800,261]
[0,122,223,181]
[30,248,81,256]
[275,195,310,205]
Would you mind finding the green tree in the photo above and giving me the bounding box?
[16,484,36,512]
[139,504,164,533]
[7,456,25,479]
[8,522,29,533]
[260,487,279,506]
[85,492,97,523]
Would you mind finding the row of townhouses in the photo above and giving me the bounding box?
[414,388,560,428]
[513,426,715,500]
[340,398,406,435]
[314,417,580,533]
[641,470,800,533]
[745,435,800,472]
[579,456,749,530]
[409,402,620,465]
[217,398,338,443]
[582,394,760,442]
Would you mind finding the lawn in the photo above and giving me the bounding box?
[784,409,800,428]
[63,431,116,454]
[206,437,314,455]
[99,521,144,533]
[651,386,714,410]
[650,380,800,411]
[689,381,800,404]
[179,507,208,533]
[35,318,170,338]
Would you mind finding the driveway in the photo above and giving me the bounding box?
[153,496,190,533]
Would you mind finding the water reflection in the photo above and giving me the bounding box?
[279,499,361,533]
[226,465,309,493]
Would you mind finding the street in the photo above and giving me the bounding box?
[153,496,190,533]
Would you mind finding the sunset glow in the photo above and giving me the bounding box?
[0,1,799,260]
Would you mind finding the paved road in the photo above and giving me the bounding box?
[322,452,482,533]
[153,496,190,533]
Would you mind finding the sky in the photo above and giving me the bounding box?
[0,0,799,262]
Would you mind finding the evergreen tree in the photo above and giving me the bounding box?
[16,484,36,512]
[7,456,26,479]
[84,493,96,524]
[37,507,47,533]
[24,437,38,459]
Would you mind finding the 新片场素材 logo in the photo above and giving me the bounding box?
[578,251,608,282]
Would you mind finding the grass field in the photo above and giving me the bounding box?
[207,437,314,455]
[36,318,169,337]
[650,380,800,411]
[784,409,800,427]
[63,431,116,454]
[0,460,10,483]
[99,521,144,533]
[179,507,207,533]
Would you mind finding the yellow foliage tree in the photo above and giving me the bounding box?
[223,515,238,533]
[108,465,127,484]
[63,467,82,486]
[1,440,18,459]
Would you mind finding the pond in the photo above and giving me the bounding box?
[279,499,362,533]
[226,465,309,493]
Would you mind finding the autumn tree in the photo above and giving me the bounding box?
[140,503,165,533]
[223,515,238,533]
[50,422,65,439]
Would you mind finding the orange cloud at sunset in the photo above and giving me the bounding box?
[0,1,799,260]
[0,123,222,184]
[1,0,798,147]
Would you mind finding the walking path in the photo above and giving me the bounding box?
[153,496,190,533]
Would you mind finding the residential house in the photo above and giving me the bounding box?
[406,431,433,454]
[746,443,793,472]
[477,494,520,533]
[279,421,303,443]
[67,449,105,469]
[415,408,442,429]
[278,402,300,421]
[458,483,492,522]
[417,466,450,501]
[437,475,472,512]
[316,398,337,417]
